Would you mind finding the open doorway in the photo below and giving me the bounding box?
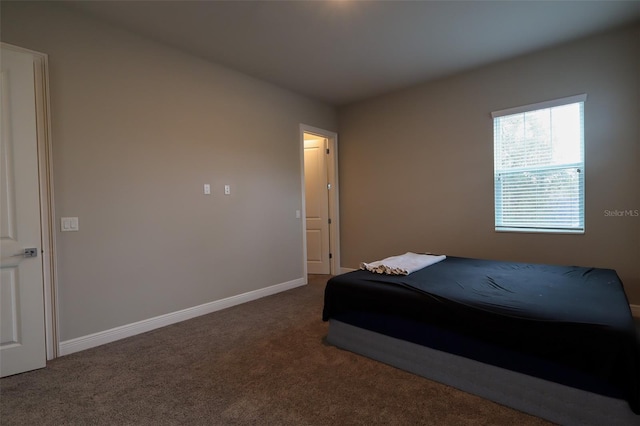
[300,125,340,276]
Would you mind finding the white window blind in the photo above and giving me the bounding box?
[492,94,586,233]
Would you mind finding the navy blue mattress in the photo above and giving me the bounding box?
[322,256,640,414]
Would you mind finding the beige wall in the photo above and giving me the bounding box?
[338,24,640,303]
[1,2,336,341]
[2,0,637,347]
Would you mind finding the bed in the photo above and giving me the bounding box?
[322,256,640,425]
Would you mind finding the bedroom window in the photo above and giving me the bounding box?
[492,94,586,233]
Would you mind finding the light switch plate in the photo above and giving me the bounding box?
[61,217,79,232]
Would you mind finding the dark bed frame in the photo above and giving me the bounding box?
[327,320,638,426]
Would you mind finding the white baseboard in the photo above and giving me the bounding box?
[59,277,306,356]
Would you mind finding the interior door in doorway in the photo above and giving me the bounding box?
[0,45,47,377]
[304,135,331,274]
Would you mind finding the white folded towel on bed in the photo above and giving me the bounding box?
[360,252,446,275]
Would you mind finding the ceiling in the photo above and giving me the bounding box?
[67,0,640,106]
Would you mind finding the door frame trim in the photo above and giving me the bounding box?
[299,124,340,276]
[2,42,59,360]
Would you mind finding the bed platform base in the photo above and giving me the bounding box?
[327,320,639,426]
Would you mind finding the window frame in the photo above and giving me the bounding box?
[491,94,587,234]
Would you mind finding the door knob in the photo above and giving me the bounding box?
[23,248,38,257]
[10,248,38,258]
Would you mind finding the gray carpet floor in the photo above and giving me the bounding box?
[0,274,606,425]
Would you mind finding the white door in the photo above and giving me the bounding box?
[304,136,331,274]
[0,45,47,377]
